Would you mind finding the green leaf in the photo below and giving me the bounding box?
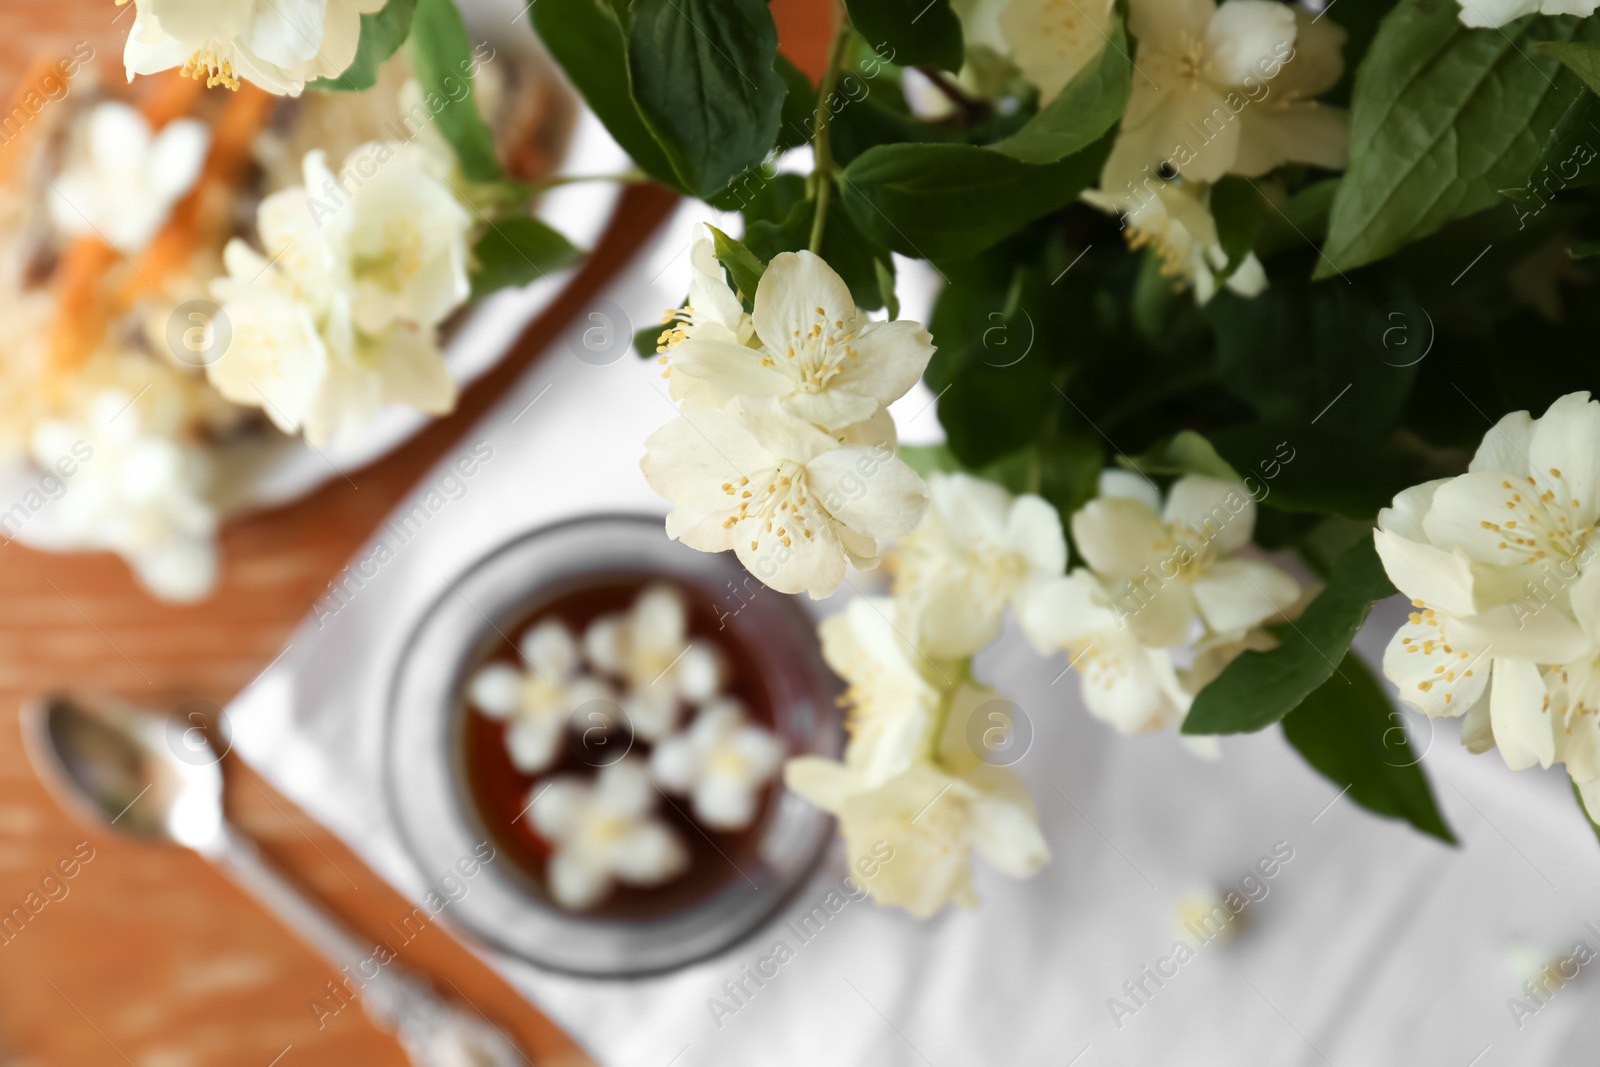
[530,0,680,188]
[899,443,964,479]
[744,183,894,310]
[1207,272,1419,442]
[706,225,767,303]
[1210,175,1267,277]
[1256,178,1338,258]
[937,354,1056,468]
[1319,1,1594,277]
[1573,779,1600,846]
[1207,424,1432,520]
[310,0,417,91]
[1120,430,1239,480]
[1037,436,1104,520]
[1571,239,1600,258]
[1281,654,1456,844]
[875,256,900,320]
[1185,537,1395,735]
[1544,38,1600,92]
[410,0,500,182]
[634,322,664,359]
[774,53,817,152]
[840,130,1114,259]
[992,20,1131,164]
[628,0,786,197]
[1519,88,1600,207]
[844,0,964,71]
[468,217,582,299]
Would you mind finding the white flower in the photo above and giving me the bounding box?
[525,758,688,911]
[891,472,1067,658]
[665,250,936,433]
[641,396,929,598]
[1068,471,1300,648]
[1375,392,1600,780]
[651,699,784,830]
[48,102,209,255]
[32,392,217,602]
[1083,174,1267,304]
[785,683,1049,918]
[653,234,755,353]
[1020,569,1193,733]
[583,584,723,742]
[122,0,386,97]
[469,620,617,774]
[209,144,467,447]
[1453,0,1596,30]
[206,285,329,436]
[999,0,1118,103]
[818,598,949,786]
[1110,0,1348,184]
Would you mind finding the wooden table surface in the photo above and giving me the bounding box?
[0,4,829,1065]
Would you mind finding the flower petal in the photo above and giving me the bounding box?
[1164,475,1256,556]
[1007,494,1069,575]
[1018,571,1120,652]
[826,318,937,410]
[1468,409,1536,475]
[784,756,857,813]
[1190,558,1300,634]
[1489,656,1554,771]
[1527,390,1600,527]
[970,792,1050,878]
[668,337,795,407]
[1205,0,1296,86]
[1001,0,1116,102]
[642,409,772,552]
[752,250,857,355]
[1072,495,1165,578]
[1230,101,1349,178]
[1381,614,1487,718]
[1373,529,1477,618]
[807,446,930,543]
[1077,632,1187,733]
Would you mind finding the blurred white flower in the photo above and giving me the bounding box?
[469,620,616,774]
[891,472,1067,657]
[583,583,722,742]
[121,0,386,97]
[1069,471,1300,648]
[665,250,936,433]
[1020,569,1193,733]
[32,391,216,602]
[206,286,329,436]
[651,699,784,830]
[1110,0,1348,184]
[1375,392,1600,793]
[818,597,949,786]
[209,144,466,447]
[1453,0,1596,30]
[1083,174,1266,304]
[1000,0,1117,103]
[48,102,209,255]
[641,396,929,598]
[786,683,1049,918]
[526,758,688,911]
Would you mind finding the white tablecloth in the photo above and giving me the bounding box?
[230,203,1600,1067]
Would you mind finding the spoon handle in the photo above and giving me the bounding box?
[217,829,526,1067]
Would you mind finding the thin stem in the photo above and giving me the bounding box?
[809,4,853,255]
[524,169,650,193]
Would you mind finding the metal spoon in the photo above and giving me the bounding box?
[25,693,528,1067]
